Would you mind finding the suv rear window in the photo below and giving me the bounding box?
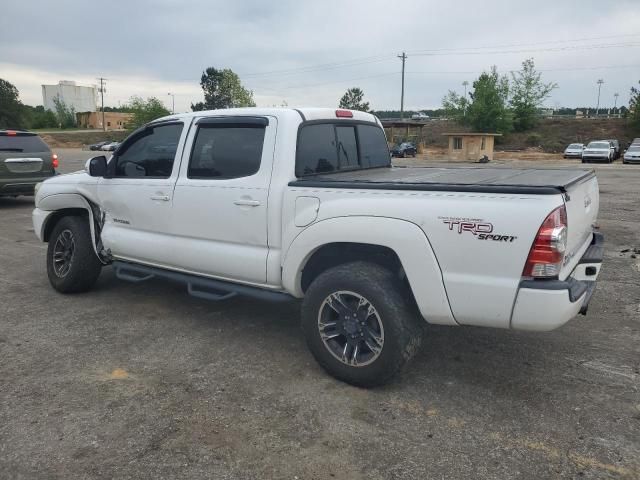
[0,134,50,153]
[296,123,390,176]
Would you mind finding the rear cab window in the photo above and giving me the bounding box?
[0,133,50,153]
[296,122,390,177]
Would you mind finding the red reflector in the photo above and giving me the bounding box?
[52,153,59,169]
[7,130,17,136]
[335,109,353,118]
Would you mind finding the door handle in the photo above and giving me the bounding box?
[234,199,261,207]
[150,195,170,201]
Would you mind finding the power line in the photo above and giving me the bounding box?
[409,42,640,57]
[406,33,640,55]
[240,33,640,79]
[406,63,640,75]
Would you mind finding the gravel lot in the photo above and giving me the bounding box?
[1,150,639,479]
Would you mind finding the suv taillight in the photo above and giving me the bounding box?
[522,205,568,278]
[52,153,59,169]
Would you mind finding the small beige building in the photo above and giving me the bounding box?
[76,112,133,130]
[443,133,501,161]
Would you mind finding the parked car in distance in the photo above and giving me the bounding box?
[0,129,58,197]
[623,144,640,164]
[390,142,417,157]
[411,112,429,120]
[630,137,640,146]
[582,140,614,163]
[32,107,603,387]
[89,141,112,151]
[605,139,621,159]
[563,143,584,159]
[100,141,120,151]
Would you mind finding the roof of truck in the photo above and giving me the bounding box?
[155,107,379,124]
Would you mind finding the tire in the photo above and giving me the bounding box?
[47,215,102,293]
[301,261,423,387]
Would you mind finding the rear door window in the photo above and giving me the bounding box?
[188,125,265,179]
[296,122,390,176]
[0,134,50,153]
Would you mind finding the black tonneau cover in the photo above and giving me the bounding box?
[289,166,595,195]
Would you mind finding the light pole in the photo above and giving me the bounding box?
[613,92,619,116]
[595,79,604,116]
[462,81,469,117]
[167,92,175,114]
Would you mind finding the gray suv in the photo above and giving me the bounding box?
[0,130,57,197]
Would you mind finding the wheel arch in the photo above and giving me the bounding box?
[38,193,100,258]
[282,216,457,326]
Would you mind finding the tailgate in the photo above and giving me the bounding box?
[560,174,599,280]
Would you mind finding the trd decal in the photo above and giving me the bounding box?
[439,217,517,243]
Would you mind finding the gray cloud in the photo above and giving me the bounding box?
[1,0,639,112]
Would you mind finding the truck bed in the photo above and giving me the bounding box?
[289,166,595,195]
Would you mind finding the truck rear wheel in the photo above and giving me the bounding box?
[301,262,423,387]
[47,216,102,293]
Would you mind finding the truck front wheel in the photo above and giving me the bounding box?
[47,216,102,293]
[301,262,423,387]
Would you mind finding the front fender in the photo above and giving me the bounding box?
[34,193,99,257]
[282,216,457,326]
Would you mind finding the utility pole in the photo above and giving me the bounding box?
[613,92,619,116]
[595,79,604,117]
[462,80,469,117]
[167,92,175,114]
[97,77,107,131]
[398,52,407,119]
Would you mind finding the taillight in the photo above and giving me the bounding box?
[335,109,353,118]
[522,205,568,278]
[52,153,59,169]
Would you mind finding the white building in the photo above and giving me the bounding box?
[42,80,97,113]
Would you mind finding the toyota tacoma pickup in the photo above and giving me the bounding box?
[32,108,604,387]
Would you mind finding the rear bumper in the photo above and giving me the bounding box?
[0,173,55,196]
[511,232,604,331]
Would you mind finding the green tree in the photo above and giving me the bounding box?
[191,67,256,111]
[510,58,557,131]
[0,78,25,129]
[629,80,640,129]
[441,90,469,124]
[128,96,171,129]
[338,87,370,111]
[22,105,58,129]
[52,95,76,129]
[467,67,512,133]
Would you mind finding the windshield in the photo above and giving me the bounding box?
[568,144,583,149]
[587,142,610,149]
[628,146,640,152]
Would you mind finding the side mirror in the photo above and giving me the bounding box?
[88,156,108,177]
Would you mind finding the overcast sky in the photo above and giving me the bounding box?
[1,0,639,113]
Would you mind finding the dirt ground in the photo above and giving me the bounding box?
[0,152,639,479]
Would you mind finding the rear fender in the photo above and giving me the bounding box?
[282,216,457,325]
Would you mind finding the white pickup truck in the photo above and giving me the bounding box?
[32,108,603,386]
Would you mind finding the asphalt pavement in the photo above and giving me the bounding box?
[0,152,638,479]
